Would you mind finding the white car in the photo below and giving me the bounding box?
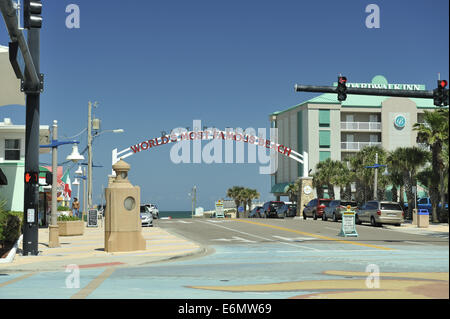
[140,206,153,227]
[145,204,159,219]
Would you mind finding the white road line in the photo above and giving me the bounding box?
[178,220,193,224]
[197,220,320,251]
[272,235,315,242]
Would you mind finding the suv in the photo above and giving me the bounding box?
[355,201,404,227]
[262,201,284,218]
[302,198,332,220]
[323,200,358,222]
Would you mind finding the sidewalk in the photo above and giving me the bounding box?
[0,224,207,272]
[383,220,449,236]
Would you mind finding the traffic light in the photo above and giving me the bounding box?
[434,80,448,106]
[337,76,347,102]
[25,171,39,184]
[23,0,42,29]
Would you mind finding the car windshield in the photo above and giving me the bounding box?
[288,204,297,209]
[319,200,332,207]
[140,206,147,212]
[380,203,403,211]
[341,201,357,207]
[270,202,284,208]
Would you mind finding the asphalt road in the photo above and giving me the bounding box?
[0,217,448,300]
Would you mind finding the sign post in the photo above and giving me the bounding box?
[338,206,358,237]
[87,209,98,227]
[215,200,224,218]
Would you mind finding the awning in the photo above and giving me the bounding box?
[0,45,25,107]
[0,168,7,185]
[271,182,291,194]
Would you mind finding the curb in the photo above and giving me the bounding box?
[0,234,23,264]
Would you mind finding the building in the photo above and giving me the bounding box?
[269,75,439,200]
[0,118,50,214]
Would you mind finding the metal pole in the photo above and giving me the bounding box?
[49,120,59,247]
[83,167,86,221]
[374,153,378,200]
[194,186,197,217]
[88,101,92,210]
[22,27,40,256]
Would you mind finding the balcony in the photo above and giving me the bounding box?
[341,122,381,131]
[341,141,382,151]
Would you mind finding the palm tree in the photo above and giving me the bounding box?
[244,189,260,216]
[330,161,354,201]
[414,109,449,222]
[315,158,338,199]
[226,186,244,218]
[286,183,299,203]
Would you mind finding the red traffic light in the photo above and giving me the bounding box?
[439,80,448,88]
[338,76,347,84]
[25,172,39,184]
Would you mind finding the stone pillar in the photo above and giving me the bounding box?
[104,159,146,252]
[297,177,314,217]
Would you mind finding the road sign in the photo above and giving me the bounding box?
[238,206,244,213]
[338,207,358,237]
[87,209,98,227]
[215,200,224,218]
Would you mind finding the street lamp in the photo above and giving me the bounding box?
[40,120,84,248]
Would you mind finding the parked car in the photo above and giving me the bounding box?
[145,204,160,219]
[276,203,297,218]
[302,198,332,220]
[323,200,358,222]
[261,201,285,218]
[355,201,404,227]
[140,205,154,227]
[249,206,263,218]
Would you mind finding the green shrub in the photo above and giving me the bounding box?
[57,215,80,221]
[57,206,72,211]
[2,215,21,245]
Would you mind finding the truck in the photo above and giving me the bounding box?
[404,197,448,215]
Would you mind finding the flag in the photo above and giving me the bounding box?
[61,169,72,201]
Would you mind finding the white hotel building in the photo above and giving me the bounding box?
[269,75,438,200]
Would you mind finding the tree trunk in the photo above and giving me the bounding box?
[439,169,448,222]
[327,184,335,199]
[404,172,414,220]
[430,143,442,223]
[392,185,398,202]
[344,183,352,201]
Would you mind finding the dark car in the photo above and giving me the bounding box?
[249,206,263,218]
[262,201,285,218]
[276,203,297,218]
[323,200,358,222]
[302,198,332,220]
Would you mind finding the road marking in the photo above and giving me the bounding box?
[198,220,319,251]
[272,235,315,242]
[0,272,35,288]
[212,236,257,243]
[178,220,193,224]
[234,219,395,251]
[70,267,115,299]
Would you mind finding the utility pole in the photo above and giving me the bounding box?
[87,101,92,210]
[49,121,59,247]
[374,153,378,200]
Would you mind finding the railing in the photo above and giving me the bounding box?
[341,122,381,131]
[341,142,382,151]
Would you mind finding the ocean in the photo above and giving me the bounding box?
[158,211,194,219]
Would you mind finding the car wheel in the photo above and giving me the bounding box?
[333,213,338,222]
[313,211,317,220]
[303,211,307,220]
[355,214,361,225]
[370,216,379,227]
[322,213,327,221]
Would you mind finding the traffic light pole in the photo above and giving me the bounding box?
[294,84,435,99]
[22,27,41,256]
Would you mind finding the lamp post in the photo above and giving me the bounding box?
[40,120,84,248]
[75,165,87,221]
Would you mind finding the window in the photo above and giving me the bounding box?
[319,131,330,148]
[319,151,331,162]
[319,110,330,127]
[5,139,20,160]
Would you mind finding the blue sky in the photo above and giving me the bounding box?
[1,0,448,210]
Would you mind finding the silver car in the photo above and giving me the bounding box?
[355,201,404,227]
[140,206,154,227]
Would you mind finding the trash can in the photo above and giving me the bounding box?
[417,209,429,228]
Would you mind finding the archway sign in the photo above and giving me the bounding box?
[111,127,308,177]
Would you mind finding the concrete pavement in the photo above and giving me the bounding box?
[0,223,207,272]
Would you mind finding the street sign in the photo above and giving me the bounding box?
[87,209,98,227]
[215,200,224,218]
[338,207,358,237]
[238,206,244,213]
